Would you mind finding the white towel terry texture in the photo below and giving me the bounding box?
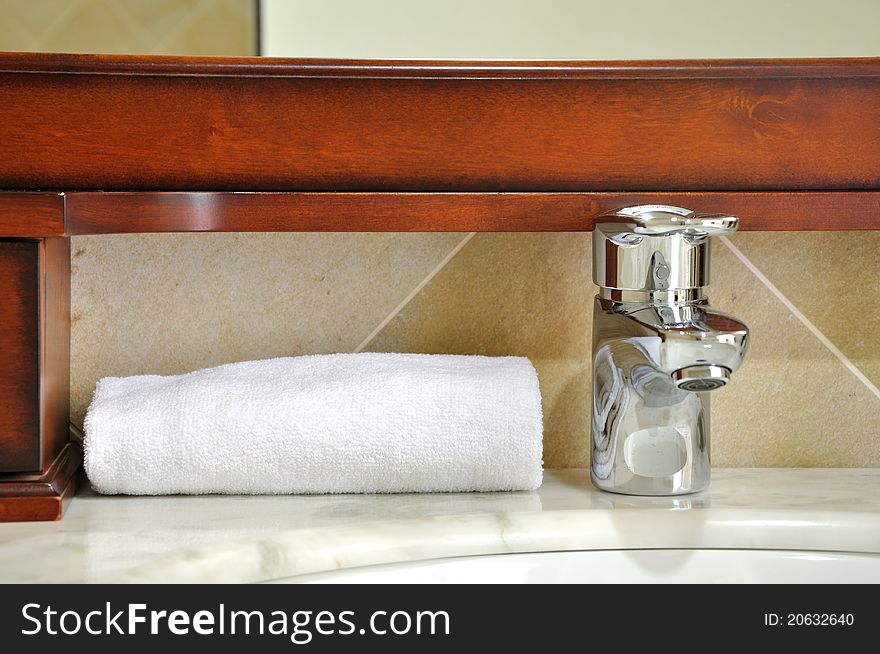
[83,353,544,495]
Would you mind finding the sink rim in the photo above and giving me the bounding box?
[107,506,880,583]
[275,547,880,584]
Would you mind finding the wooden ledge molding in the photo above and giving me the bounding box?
[65,191,880,233]
[0,190,874,235]
[3,53,880,79]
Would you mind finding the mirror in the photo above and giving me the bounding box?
[260,0,880,59]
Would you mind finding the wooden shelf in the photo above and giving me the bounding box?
[6,190,876,235]
[1,53,879,198]
[64,191,880,233]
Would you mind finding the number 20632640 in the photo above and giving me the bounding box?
[764,614,854,627]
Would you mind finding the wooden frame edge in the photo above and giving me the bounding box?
[66,191,880,234]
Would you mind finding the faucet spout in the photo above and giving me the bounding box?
[619,300,749,391]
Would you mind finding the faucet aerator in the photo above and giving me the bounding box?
[672,365,731,392]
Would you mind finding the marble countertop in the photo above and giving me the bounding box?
[1,468,878,583]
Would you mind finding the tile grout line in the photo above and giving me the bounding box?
[353,232,477,353]
[720,235,880,401]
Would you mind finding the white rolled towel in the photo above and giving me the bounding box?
[83,353,543,495]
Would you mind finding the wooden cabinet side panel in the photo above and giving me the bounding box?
[0,241,40,472]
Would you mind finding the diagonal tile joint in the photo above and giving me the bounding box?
[720,235,880,402]
[354,232,476,353]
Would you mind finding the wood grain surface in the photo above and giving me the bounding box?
[0,194,65,237]
[39,237,70,468]
[1,54,878,193]
[0,241,41,472]
[65,191,880,233]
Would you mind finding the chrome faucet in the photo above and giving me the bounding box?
[591,205,748,495]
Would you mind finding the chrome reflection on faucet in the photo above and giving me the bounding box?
[591,205,748,496]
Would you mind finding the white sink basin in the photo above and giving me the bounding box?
[275,549,880,584]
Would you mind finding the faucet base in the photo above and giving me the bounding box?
[590,289,748,497]
[591,471,709,497]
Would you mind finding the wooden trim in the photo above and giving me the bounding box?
[39,238,70,468]
[65,191,880,234]
[0,237,69,477]
[0,194,65,237]
[0,437,82,522]
[2,52,880,79]
[0,241,40,472]
[2,56,879,193]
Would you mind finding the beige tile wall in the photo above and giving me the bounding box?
[0,0,256,55]
[369,232,880,468]
[2,1,878,467]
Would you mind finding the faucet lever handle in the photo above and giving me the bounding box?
[610,205,738,238]
[593,204,740,291]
